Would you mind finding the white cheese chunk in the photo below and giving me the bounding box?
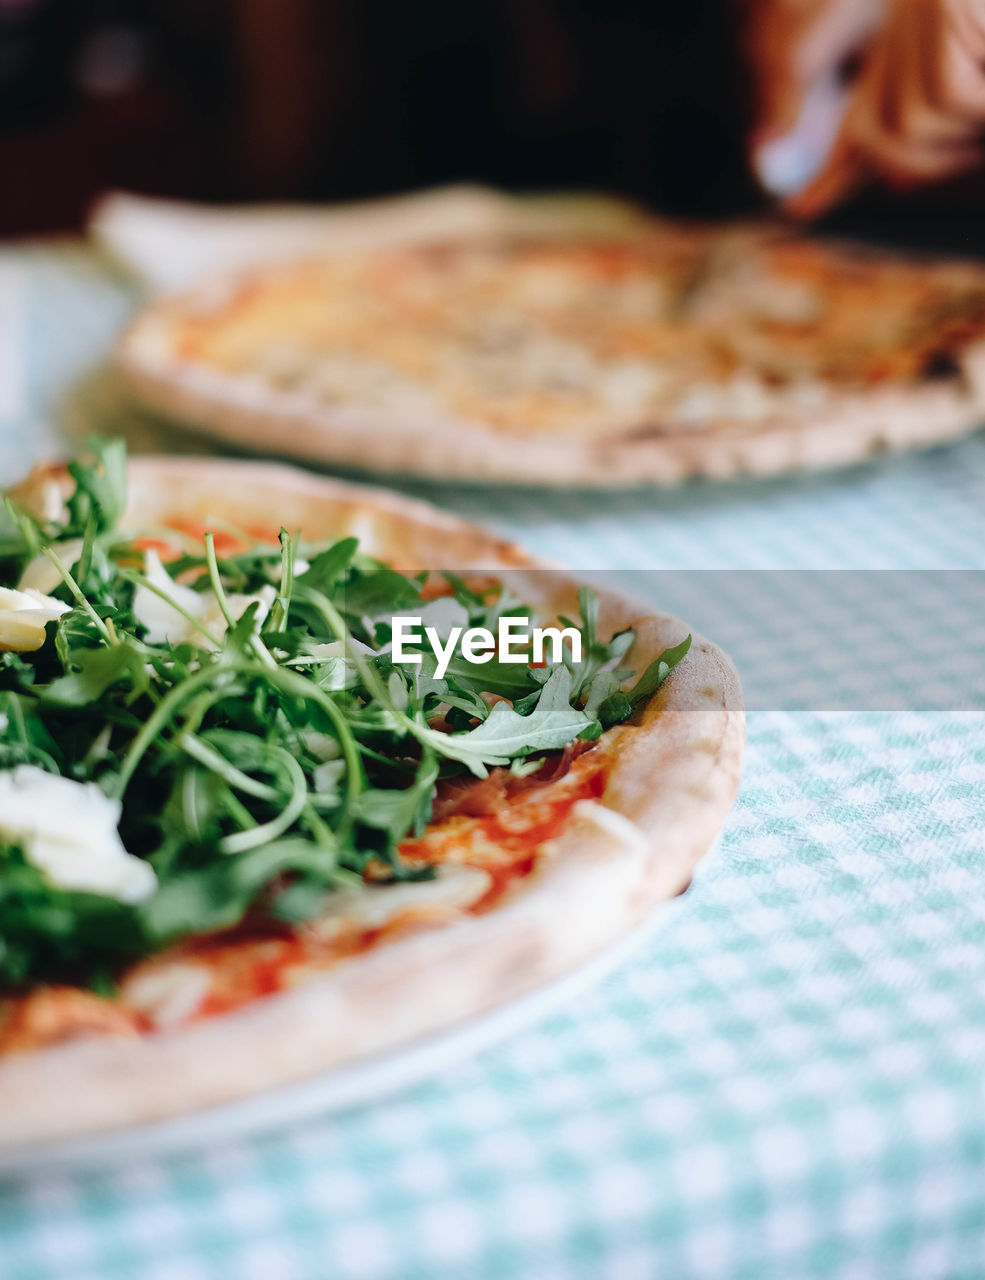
[305,640,375,661]
[17,538,86,596]
[0,766,156,903]
[569,800,649,855]
[134,549,275,645]
[132,549,206,644]
[303,638,375,690]
[121,962,211,1028]
[302,730,344,792]
[303,730,342,760]
[313,864,492,933]
[0,586,70,652]
[200,585,276,641]
[36,478,70,526]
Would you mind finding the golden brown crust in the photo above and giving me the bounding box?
[116,223,985,486]
[0,457,743,1154]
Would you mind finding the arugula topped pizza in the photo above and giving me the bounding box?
[117,219,985,485]
[0,442,741,1151]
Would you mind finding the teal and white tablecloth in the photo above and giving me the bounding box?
[2,243,985,1280]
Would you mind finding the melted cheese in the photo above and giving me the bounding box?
[160,233,985,439]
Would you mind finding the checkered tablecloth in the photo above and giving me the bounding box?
[2,242,985,1280]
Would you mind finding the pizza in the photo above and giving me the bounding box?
[0,443,742,1153]
[116,218,985,486]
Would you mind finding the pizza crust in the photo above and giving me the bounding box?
[0,458,742,1152]
[115,225,985,487]
[90,185,651,294]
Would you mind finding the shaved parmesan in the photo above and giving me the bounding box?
[134,549,275,645]
[0,586,70,652]
[17,538,85,596]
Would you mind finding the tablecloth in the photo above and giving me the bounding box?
[1,242,985,1280]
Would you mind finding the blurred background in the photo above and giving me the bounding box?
[0,0,761,237]
[3,0,985,242]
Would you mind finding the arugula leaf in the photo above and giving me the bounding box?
[64,437,127,536]
[139,838,337,943]
[626,635,692,706]
[338,567,423,622]
[353,753,438,842]
[42,640,149,707]
[294,537,358,595]
[0,845,145,986]
[436,652,539,701]
[419,666,591,775]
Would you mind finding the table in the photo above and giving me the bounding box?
[1,241,984,1280]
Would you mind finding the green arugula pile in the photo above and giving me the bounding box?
[0,440,690,991]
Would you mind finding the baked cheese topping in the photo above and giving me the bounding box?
[157,232,985,436]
